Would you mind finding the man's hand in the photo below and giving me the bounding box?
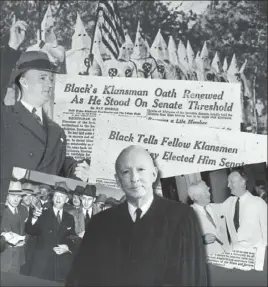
[78,231,85,238]
[203,233,217,245]
[8,15,27,50]
[53,244,70,255]
[1,232,14,242]
[15,240,25,247]
[33,208,42,219]
[74,161,91,182]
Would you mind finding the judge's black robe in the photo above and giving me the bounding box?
[66,195,208,286]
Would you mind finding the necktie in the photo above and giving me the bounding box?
[32,107,42,125]
[135,208,142,222]
[204,206,216,228]
[56,210,61,224]
[14,208,18,215]
[85,210,90,225]
[233,198,240,232]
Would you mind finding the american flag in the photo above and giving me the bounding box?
[96,0,125,59]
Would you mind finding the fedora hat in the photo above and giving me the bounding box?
[9,51,58,85]
[54,181,70,196]
[8,181,27,196]
[72,185,84,196]
[95,194,107,203]
[80,184,96,198]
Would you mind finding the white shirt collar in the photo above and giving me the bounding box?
[53,206,63,219]
[6,203,17,214]
[127,196,154,222]
[83,207,92,217]
[238,190,250,203]
[20,100,43,123]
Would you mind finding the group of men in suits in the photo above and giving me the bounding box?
[188,170,267,256]
[0,16,91,204]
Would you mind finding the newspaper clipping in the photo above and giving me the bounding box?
[0,0,267,286]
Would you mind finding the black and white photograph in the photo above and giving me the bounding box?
[0,167,126,285]
[0,1,267,286]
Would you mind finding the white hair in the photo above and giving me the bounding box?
[187,180,207,201]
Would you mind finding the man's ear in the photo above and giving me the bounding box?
[152,166,158,183]
[93,197,96,203]
[115,174,122,189]
[19,76,28,89]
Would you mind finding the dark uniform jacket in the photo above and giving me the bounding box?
[66,195,208,286]
[25,206,79,282]
[0,46,77,202]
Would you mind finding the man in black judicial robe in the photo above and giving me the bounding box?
[66,145,208,286]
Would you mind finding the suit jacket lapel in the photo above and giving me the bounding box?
[36,111,64,171]
[13,102,46,144]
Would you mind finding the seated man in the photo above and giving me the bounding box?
[66,145,207,286]
[188,180,230,255]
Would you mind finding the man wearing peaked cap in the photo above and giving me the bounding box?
[1,18,91,203]
[0,181,28,273]
[24,179,80,282]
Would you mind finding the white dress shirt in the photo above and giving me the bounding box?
[83,207,92,218]
[21,100,43,124]
[224,191,267,248]
[53,207,63,221]
[191,203,226,255]
[127,196,154,222]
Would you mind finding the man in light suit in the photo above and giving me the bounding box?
[188,180,230,255]
[223,171,267,249]
[1,17,90,202]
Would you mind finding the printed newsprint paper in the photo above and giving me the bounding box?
[175,164,267,272]
[54,75,241,160]
[88,114,267,186]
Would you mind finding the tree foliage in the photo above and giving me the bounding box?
[0,0,266,99]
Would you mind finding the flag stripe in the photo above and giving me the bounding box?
[102,36,118,59]
[102,23,119,54]
[94,0,125,59]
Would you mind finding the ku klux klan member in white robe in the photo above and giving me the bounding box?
[87,24,110,76]
[103,33,137,78]
[177,40,191,80]
[186,40,198,81]
[167,36,184,80]
[150,29,176,80]
[195,41,211,82]
[222,56,228,72]
[66,12,92,75]
[210,51,228,82]
[27,5,65,73]
[130,22,158,79]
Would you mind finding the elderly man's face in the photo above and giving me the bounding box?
[81,195,94,210]
[53,192,68,210]
[21,69,54,105]
[115,148,157,201]
[228,172,246,196]
[7,194,22,208]
[195,183,211,206]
